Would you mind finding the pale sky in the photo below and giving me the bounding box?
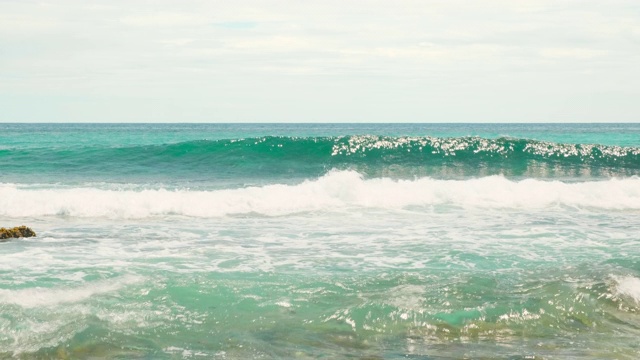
[1,0,639,122]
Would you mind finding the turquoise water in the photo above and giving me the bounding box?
[1,123,640,359]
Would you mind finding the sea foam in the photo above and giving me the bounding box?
[0,275,142,308]
[1,171,639,219]
[614,276,640,305]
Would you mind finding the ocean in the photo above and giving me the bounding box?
[1,123,639,359]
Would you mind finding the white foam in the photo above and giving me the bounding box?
[276,301,293,308]
[614,276,640,304]
[1,171,639,219]
[0,275,142,308]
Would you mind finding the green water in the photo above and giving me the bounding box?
[1,124,639,359]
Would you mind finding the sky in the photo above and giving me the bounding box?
[1,0,639,123]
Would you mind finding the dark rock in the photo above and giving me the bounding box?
[0,226,37,240]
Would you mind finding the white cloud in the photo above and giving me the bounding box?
[1,0,639,122]
[120,12,209,27]
[0,15,59,33]
[540,48,608,59]
[156,38,196,47]
[227,36,315,51]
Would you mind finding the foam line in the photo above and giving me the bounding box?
[1,171,639,218]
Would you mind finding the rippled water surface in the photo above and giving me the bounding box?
[1,123,639,359]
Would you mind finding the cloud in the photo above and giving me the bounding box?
[227,36,313,51]
[1,0,639,122]
[214,21,258,30]
[120,12,209,27]
[540,48,608,59]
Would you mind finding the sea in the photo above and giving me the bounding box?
[1,123,639,359]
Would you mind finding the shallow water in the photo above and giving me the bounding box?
[1,124,639,359]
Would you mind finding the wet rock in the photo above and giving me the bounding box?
[0,226,36,240]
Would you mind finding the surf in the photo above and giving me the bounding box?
[1,171,639,219]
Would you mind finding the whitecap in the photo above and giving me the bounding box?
[0,171,639,219]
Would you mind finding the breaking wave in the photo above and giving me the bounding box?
[1,136,639,180]
[1,171,639,218]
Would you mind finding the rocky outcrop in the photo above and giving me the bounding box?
[0,226,36,240]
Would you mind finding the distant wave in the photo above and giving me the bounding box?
[1,171,639,218]
[1,136,639,180]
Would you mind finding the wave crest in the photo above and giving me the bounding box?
[2,136,639,181]
[1,171,639,218]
